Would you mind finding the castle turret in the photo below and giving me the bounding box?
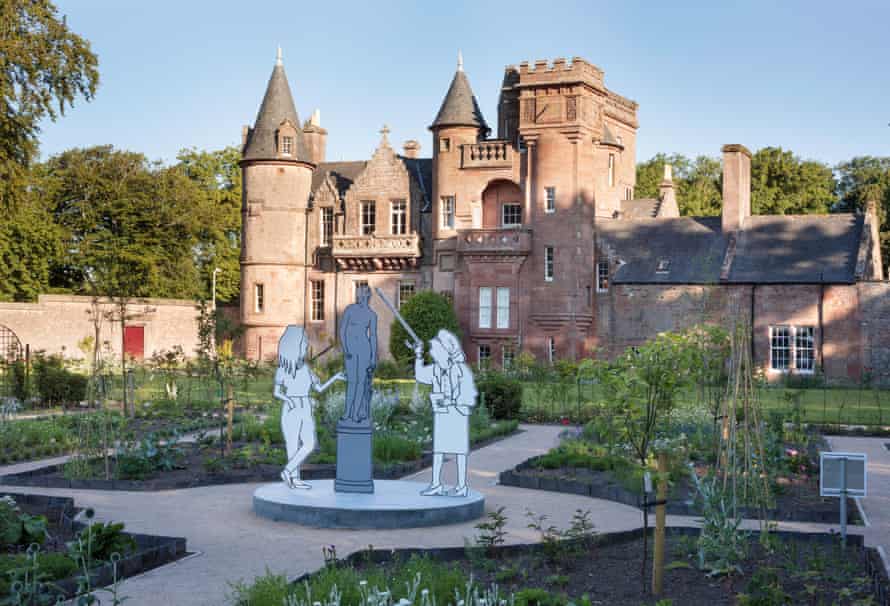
[429,52,490,240]
[239,48,316,360]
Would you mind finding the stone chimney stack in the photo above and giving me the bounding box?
[657,163,679,218]
[402,140,421,159]
[721,144,752,233]
[302,109,327,165]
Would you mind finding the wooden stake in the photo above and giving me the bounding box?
[225,384,235,455]
[652,452,668,596]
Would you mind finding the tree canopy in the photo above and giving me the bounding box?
[0,0,99,207]
[389,291,461,367]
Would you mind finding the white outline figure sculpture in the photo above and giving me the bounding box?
[275,325,343,490]
[413,329,477,497]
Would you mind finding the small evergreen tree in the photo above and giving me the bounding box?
[388,290,460,367]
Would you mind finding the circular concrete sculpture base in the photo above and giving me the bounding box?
[253,480,485,529]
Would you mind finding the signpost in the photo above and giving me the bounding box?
[820,452,867,547]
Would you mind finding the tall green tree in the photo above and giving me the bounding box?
[175,146,242,302]
[0,194,63,301]
[750,147,835,215]
[836,156,890,264]
[0,0,98,207]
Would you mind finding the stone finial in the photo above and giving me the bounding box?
[380,124,390,145]
[457,49,463,72]
[310,109,321,127]
[663,163,673,182]
[276,46,283,66]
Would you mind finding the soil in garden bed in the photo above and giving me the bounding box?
[510,463,860,524]
[354,532,882,606]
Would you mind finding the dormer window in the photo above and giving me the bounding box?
[656,259,671,274]
[281,136,293,155]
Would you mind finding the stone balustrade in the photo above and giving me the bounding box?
[332,233,421,258]
[456,228,532,256]
[461,140,514,169]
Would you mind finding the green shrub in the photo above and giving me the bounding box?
[389,291,461,367]
[32,353,87,407]
[515,588,567,606]
[71,521,136,562]
[0,498,23,546]
[477,373,523,420]
[374,359,409,380]
[373,433,421,464]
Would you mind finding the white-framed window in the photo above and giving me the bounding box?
[254,283,264,313]
[596,261,609,292]
[496,287,510,329]
[545,187,556,213]
[544,247,554,282]
[311,280,324,321]
[502,203,522,227]
[391,199,407,235]
[547,337,556,364]
[281,136,293,155]
[361,201,376,235]
[502,345,515,369]
[624,187,633,201]
[770,326,791,371]
[354,280,369,302]
[608,153,615,187]
[770,325,815,373]
[478,344,491,366]
[398,281,415,309]
[478,287,492,329]
[440,196,455,230]
[320,207,334,246]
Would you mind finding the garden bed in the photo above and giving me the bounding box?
[233,527,890,606]
[0,425,521,491]
[0,492,187,602]
[499,454,861,524]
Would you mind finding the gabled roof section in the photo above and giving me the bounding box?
[310,161,367,199]
[430,61,489,133]
[242,55,309,163]
[620,198,661,219]
[400,157,433,212]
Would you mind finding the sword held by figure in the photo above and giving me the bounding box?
[374,287,423,354]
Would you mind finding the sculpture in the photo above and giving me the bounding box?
[413,329,477,497]
[275,325,343,490]
[340,285,377,425]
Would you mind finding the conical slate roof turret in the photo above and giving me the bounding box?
[429,52,489,134]
[242,48,309,162]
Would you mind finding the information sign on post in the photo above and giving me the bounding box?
[820,452,867,547]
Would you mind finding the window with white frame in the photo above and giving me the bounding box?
[281,136,293,155]
[502,345,515,368]
[321,207,334,246]
[770,325,816,373]
[478,287,492,329]
[502,203,522,227]
[391,199,407,235]
[547,337,556,363]
[478,344,491,366]
[398,281,415,309]
[544,247,554,282]
[254,283,264,313]
[311,280,324,321]
[361,201,376,235]
[441,196,455,230]
[624,187,633,201]
[608,154,615,187]
[596,261,609,292]
[496,287,510,329]
[545,187,556,213]
[354,280,369,302]
[795,326,815,372]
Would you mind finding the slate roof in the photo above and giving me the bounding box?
[400,157,433,211]
[620,198,661,219]
[430,69,489,133]
[598,214,865,284]
[601,123,623,148]
[599,217,727,284]
[243,62,309,162]
[311,161,367,199]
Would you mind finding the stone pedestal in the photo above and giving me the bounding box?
[335,420,374,493]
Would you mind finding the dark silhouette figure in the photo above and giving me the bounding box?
[340,285,377,424]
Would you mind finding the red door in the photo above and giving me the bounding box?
[124,326,145,360]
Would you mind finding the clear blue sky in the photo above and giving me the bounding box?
[40,0,889,167]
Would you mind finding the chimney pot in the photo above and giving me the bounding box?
[402,139,420,159]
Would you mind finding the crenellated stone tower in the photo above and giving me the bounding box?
[239,49,319,360]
